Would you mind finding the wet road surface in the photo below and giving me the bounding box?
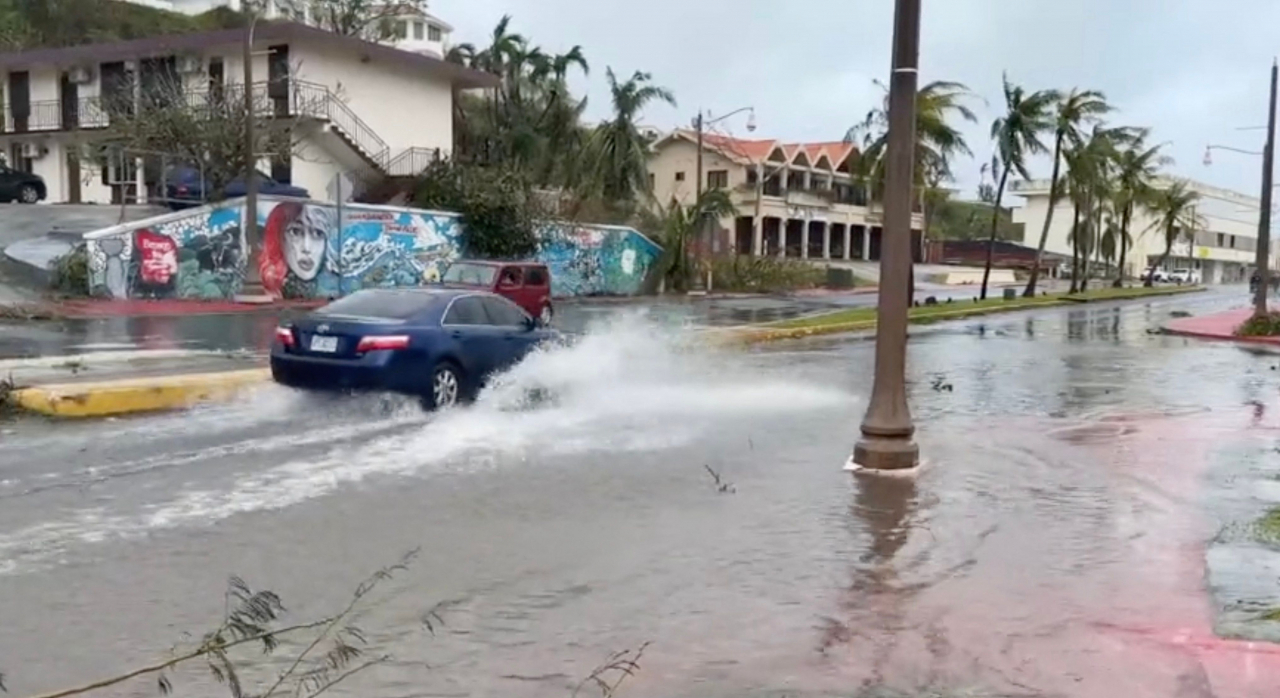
[3,287,1279,697]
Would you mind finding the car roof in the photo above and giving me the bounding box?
[452,259,547,269]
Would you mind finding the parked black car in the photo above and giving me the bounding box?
[0,164,46,204]
[163,166,309,209]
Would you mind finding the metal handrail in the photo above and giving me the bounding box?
[288,79,390,170]
[1,80,393,173]
[386,146,440,176]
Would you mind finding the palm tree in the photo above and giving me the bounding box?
[1023,89,1110,296]
[1143,181,1201,286]
[1110,135,1170,286]
[847,80,978,197]
[980,75,1058,299]
[589,68,676,207]
[650,189,737,292]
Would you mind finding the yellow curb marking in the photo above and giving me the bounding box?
[11,368,272,418]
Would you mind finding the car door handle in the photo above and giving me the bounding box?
[450,331,463,339]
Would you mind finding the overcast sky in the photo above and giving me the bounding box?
[435,0,1280,201]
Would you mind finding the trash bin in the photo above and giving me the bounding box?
[1002,288,1017,300]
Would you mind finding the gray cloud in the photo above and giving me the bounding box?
[436,0,1280,198]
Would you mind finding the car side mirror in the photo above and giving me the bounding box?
[524,315,538,331]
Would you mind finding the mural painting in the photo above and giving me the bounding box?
[85,197,660,300]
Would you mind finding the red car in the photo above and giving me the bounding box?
[439,260,554,325]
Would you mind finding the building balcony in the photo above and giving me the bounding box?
[0,96,112,134]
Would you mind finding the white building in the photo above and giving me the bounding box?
[162,0,454,57]
[647,129,924,261]
[0,21,493,205]
[1011,176,1278,284]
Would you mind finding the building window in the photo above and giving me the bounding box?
[707,170,728,189]
[428,24,442,41]
[675,171,685,182]
[395,21,408,39]
[1217,233,1224,247]
[414,21,424,40]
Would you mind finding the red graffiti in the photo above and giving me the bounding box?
[136,230,178,285]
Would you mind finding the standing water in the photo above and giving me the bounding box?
[1,292,1279,697]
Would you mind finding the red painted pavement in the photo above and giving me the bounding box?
[1164,307,1280,346]
[48,298,328,319]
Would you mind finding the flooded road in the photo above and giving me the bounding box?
[2,288,1279,697]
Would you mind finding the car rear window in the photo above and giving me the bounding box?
[443,262,498,286]
[316,290,437,320]
[525,267,548,286]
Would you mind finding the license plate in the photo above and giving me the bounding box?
[310,335,338,353]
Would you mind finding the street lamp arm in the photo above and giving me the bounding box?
[1207,144,1265,156]
[703,105,755,127]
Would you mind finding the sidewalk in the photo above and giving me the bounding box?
[1163,307,1280,346]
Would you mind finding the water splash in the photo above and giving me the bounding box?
[0,313,853,573]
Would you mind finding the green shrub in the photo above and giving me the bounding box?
[49,243,90,296]
[710,255,825,293]
[412,159,544,260]
[1235,312,1280,337]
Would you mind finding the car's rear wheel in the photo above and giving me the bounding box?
[424,361,463,411]
[18,185,38,204]
[539,304,554,326]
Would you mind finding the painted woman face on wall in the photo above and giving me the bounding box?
[284,214,326,281]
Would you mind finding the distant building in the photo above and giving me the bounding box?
[1011,177,1277,284]
[161,0,454,57]
[0,21,493,205]
[647,129,925,261]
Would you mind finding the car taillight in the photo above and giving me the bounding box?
[176,185,188,194]
[275,326,295,347]
[357,335,410,352]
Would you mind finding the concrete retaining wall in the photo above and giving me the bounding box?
[81,197,662,300]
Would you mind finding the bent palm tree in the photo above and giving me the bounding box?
[981,75,1058,299]
[1024,88,1110,296]
[590,68,676,206]
[652,189,737,292]
[1111,136,1169,287]
[1144,181,1201,286]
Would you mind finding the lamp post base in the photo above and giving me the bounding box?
[850,434,919,471]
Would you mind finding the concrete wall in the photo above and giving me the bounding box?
[82,196,661,300]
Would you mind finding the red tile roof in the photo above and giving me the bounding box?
[665,130,858,169]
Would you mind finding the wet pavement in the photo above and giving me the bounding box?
[2,286,1279,697]
[0,284,1063,361]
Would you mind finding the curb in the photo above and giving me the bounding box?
[734,286,1207,345]
[9,368,271,418]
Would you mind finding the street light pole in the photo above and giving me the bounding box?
[693,111,704,293]
[237,10,268,300]
[1256,59,1278,317]
[850,0,920,471]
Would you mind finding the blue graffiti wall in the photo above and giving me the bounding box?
[84,197,661,300]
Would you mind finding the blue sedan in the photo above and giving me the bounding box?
[270,289,558,409]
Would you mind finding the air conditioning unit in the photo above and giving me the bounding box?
[176,55,204,75]
[67,66,94,84]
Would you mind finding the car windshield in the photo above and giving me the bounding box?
[442,262,498,286]
[315,290,438,320]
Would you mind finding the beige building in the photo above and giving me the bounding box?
[647,129,924,261]
[1011,176,1276,284]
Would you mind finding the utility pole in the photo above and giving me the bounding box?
[1256,59,1278,317]
[850,0,920,471]
[692,111,706,294]
[237,10,268,300]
